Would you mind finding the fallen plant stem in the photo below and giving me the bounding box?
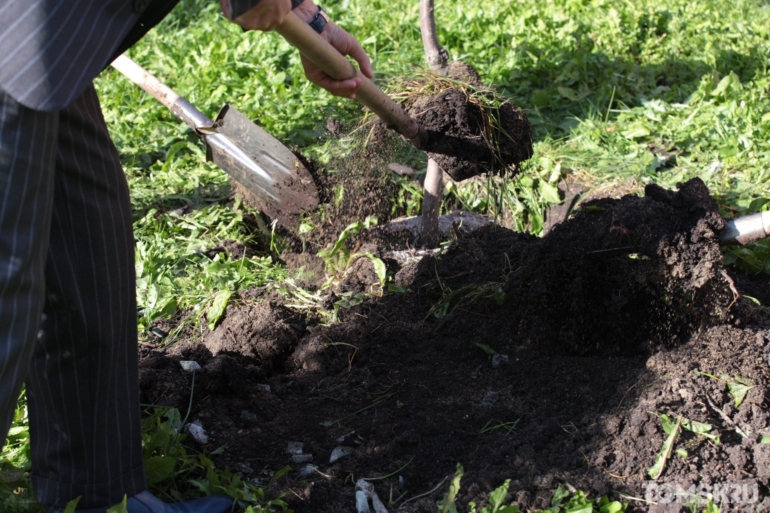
[328,392,396,425]
[480,419,521,435]
[180,371,196,428]
[399,475,449,507]
[615,492,656,505]
[362,456,415,481]
[697,386,749,438]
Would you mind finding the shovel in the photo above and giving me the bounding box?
[586,211,770,259]
[110,54,319,225]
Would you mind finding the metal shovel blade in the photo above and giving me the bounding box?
[109,55,318,226]
[207,105,318,221]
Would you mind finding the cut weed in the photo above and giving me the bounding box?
[439,464,627,513]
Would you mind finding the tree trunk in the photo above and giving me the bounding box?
[418,0,449,246]
[418,159,444,247]
[419,0,449,75]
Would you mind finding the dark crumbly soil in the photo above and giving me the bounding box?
[140,178,770,512]
[407,62,533,182]
[234,127,411,253]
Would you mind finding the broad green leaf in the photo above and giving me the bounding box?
[679,417,719,442]
[494,287,507,305]
[551,485,570,507]
[207,289,232,331]
[63,497,81,513]
[660,414,677,435]
[725,375,754,407]
[145,455,176,484]
[268,465,293,487]
[439,464,464,513]
[6,426,28,438]
[531,89,551,108]
[557,87,579,101]
[474,343,497,355]
[681,418,712,435]
[648,415,681,480]
[351,253,387,289]
[712,71,742,96]
[488,479,510,510]
[188,478,212,495]
[564,505,592,513]
[539,181,561,204]
[106,495,128,513]
[269,72,287,85]
[622,125,650,139]
[600,501,624,513]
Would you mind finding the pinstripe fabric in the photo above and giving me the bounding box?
[0,89,58,472]
[0,0,263,112]
[0,85,145,508]
[0,0,139,111]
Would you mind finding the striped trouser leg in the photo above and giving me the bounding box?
[24,85,146,508]
[0,90,58,467]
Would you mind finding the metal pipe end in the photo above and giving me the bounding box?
[719,211,770,246]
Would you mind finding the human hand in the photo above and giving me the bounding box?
[293,1,374,99]
[222,0,293,31]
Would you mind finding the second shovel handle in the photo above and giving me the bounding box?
[111,54,212,130]
[275,12,427,149]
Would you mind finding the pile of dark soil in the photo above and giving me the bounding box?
[140,178,770,512]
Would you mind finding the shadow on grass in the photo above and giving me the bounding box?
[497,46,765,140]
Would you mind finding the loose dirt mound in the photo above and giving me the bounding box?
[139,178,770,512]
[500,178,732,355]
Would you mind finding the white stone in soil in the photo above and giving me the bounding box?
[298,465,317,477]
[184,420,209,444]
[286,441,304,455]
[329,446,354,463]
[291,454,313,463]
[355,479,389,513]
[179,360,201,373]
[355,490,370,513]
[491,354,509,367]
[337,430,355,443]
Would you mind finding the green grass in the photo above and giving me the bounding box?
[3,0,770,509]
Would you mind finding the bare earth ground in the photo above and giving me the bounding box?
[139,177,770,512]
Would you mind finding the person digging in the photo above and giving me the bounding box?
[0,0,372,511]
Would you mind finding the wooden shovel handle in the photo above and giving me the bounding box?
[111,54,179,109]
[110,54,212,130]
[275,12,428,150]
